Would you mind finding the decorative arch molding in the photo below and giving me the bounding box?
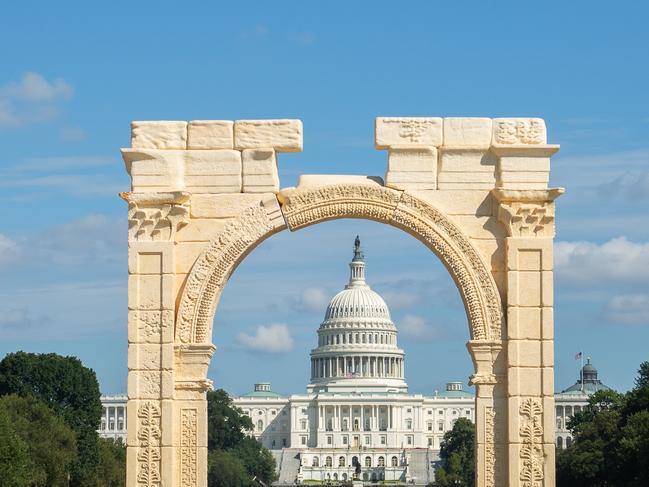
[175,183,504,345]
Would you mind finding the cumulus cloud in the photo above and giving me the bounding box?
[237,323,294,353]
[555,237,649,284]
[0,307,32,330]
[605,294,649,325]
[398,314,440,340]
[0,72,73,127]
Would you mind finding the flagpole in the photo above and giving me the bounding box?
[580,352,584,393]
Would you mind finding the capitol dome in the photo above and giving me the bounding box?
[308,236,407,394]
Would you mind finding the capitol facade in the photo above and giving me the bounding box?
[99,237,611,485]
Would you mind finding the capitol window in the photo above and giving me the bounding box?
[312,457,319,467]
[257,420,263,430]
[427,421,432,431]
[365,456,371,467]
[326,456,333,467]
[365,435,371,445]
[342,436,348,445]
[339,456,345,467]
[407,435,413,445]
[327,435,333,445]
[301,436,307,445]
[406,419,412,429]
[380,435,386,445]
[378,456,385,467]
[438,421,444,431]
[391,456,398,467]
[300,419,307,429]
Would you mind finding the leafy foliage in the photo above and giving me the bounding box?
[0,403,31,487]
[557,361,649,487]
[207,389,276,485]
[95,438,126,487]
[0,351,103,486]
[432,417,475,487]
[0,394,77,487]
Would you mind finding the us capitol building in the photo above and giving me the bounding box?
[99,237,612,485]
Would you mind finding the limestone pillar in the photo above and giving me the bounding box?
[494,186,562,487]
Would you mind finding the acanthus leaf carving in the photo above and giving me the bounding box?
[121,191,190,242]
[494,119,545,145]
[493,188,564,238]
[485,406,496,487]
[137,401,162,487]
[519,398,544,487]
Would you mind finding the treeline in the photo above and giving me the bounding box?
[0,352,125,487]
[0,351,275,487]
[557,361,649,487]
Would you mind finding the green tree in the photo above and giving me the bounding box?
[0,351,103,486]
[208,449,256,487]
[0,404,31,487]
[0,394,77,487]
[432,417,475,487]
[95,438,126,487]
[207,389,254,450]
[557,361,649,487]
[207,389,276,485]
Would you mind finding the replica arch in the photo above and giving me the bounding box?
[122,117,562,487]
[176,183,503,346]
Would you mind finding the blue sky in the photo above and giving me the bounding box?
[1,1,648,396]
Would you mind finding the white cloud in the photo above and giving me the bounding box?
[605,294,649,325]
[0,72,73,127]
[0,234,20,268]
[555,237,649,284]
[237,323,294,353]
[299,287,330,311]
[0,307,31,330]
[398,314,439,340]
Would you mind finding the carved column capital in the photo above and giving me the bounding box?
[467,340,504,388]
[493,188,564,238]
[174,343,217,394]
[120,191,190,241]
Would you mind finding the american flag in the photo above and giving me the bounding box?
[575,351,583,360]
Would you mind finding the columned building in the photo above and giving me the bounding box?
[555,358,611,449]
[98,394,127,442]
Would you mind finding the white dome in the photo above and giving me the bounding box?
[324,286,391,321]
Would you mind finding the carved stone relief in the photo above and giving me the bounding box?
[519,399,544,487]
[493,188,564,238]
[121,192,190,242]
[137,402,162,487]
[485,406,495,487]
[180,409,198,487]
[494,119,545,145]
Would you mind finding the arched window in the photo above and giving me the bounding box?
[380,335,384,344]
[371,473,377,481]
[365,456,372,467]
[391,456,398,467]
[557,418,563,429]
[325,456,332,467]
[342,418,348,431]
[352,456,359,467]
[566,436,573,447]
[257,420,263,430]
[557,436,563,449]
[312,457,319,467]
[339,456,345,467]
[378,456,385,467]
[369,334,373,343]
[354,419,360,431]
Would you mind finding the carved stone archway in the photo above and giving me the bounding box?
[122,117,561,487]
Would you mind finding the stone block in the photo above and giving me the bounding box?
[508,367,542,397]
[542,341,554,367]
[176,219,228,242]
[448,215,507,240]
[128,310,175,344]
[507,271,542,307]
[470,238,505,271]
[128,370,161,399]
[184,150,241,176]
[122,149,185,192]
[437,181,496,190]
[506,238,553,271]
[408,189,493,216]
[499,156,551,172]
[375,117,443,149]
[128,274,175,310]
[234,119,303,152]
[542,397,556,444]
[175,241,210,275]
[439,148,496,172]
[541,307,554,340]
[294,174,384,188]
[443,118,492,148]
[242,149,277,174]
[542,366,554,397]
[492,118,547,146]
[507,307,542,340]
[498,171,549,184]
[187,120,234,149]
[184,174,242,193]
[160,400,176,447]
[387,146,437,172]
[128,241,174,275]
[190,193,272,218]
[128,343,162,370]
[131,121,187,149]
[507,339,542,368]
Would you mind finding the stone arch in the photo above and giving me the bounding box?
[176,183,503,346]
